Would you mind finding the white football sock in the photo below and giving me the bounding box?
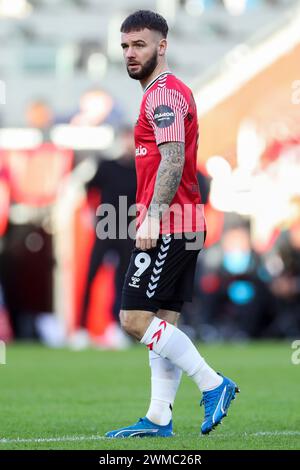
[146,350,182,426]
[141,317,222,392]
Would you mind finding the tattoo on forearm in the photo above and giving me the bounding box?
[148,142,184,218]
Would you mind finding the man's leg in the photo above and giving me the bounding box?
[118,310,239,435]
[106,234,238,438]
[106,310,177,438]
[120,310,222,392]
[146,309,182,426]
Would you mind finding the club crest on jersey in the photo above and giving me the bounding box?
[153,105,175,128]
[136,145,148,157]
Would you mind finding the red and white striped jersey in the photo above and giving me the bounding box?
[134,71,205,233]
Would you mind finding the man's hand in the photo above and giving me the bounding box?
[136,214,160,250]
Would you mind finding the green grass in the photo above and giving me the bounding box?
[0,341,299,450]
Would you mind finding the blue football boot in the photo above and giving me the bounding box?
[105,417,174,438]
[200,374,240,435]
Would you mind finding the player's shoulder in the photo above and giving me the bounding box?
[144,73,191,106]
[165,73,191,95]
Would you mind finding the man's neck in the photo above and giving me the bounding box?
[140,62,169,91]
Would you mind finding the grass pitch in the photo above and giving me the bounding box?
[0,341,299,450]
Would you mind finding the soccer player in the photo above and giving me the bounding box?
[105,10,239,438]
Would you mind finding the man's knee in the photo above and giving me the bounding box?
[157,309,180,326]
[119,310,132,333]
[119,310,154,339]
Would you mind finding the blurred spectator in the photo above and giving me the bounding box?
[0,224,54,339]
[267,221,300,337]
[0,281,13,342]
[70,88,124,129]
[25,99,54,141]
[70,126,136,349]
[194,222,274,341]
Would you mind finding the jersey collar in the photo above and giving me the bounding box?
[143,71,173,93]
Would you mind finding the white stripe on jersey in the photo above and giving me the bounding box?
[143,71,172,93]
[145,87,189,144]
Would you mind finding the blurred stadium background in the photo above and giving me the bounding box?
[0,0,300,450]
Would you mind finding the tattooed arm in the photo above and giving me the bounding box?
[136,142,185,250]
[148,141,185,219]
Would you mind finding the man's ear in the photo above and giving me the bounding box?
[158,38,167,56]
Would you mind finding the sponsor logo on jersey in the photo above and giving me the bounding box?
[153,105,175,128]
[135,145,148,157]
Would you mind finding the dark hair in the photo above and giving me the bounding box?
[120,10,168,38]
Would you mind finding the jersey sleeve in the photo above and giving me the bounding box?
[145,88,189,145]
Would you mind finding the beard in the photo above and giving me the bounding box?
[126,51,158,80]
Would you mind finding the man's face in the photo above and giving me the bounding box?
[121,28,164,81]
